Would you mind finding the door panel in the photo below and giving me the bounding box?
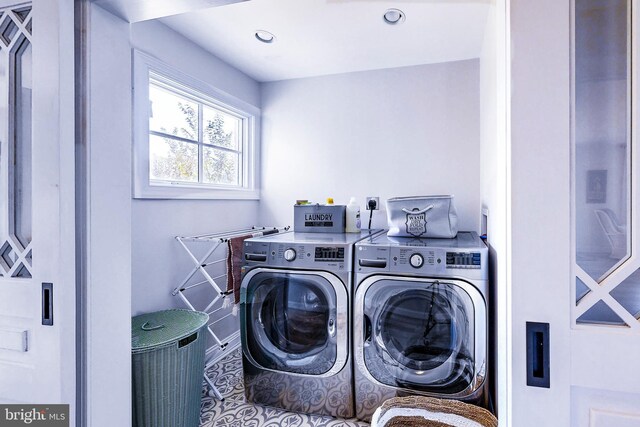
[572,387,640,427]
[0,0,75,412]
[510,0,640,425]
[570,1,640,425]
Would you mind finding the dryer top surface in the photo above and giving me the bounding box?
[246,229,383,247]
[356,231,486,251]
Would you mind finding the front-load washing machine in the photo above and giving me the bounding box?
[240,230,382,418]
[353,231,489,421]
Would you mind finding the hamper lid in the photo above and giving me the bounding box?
[131,309,208,351]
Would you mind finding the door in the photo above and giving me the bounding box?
[354,276,486,397]
[0,0,75,413]
[240,269,348,376]
[510,0,640,425]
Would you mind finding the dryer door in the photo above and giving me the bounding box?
[355,276,486,396]
[241,268,348,377]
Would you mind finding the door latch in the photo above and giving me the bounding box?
[526,321,549,388]
[42,283,53,326]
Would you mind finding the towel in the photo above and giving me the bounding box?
[371,396,497,427]
[224,227,284,306]
[226,234,253,304]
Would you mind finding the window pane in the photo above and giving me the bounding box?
[203,147,239,186]
[577,300,626,326]
[610,269,640,320]
[149,135,198,182]
[576,277,590,303]
[149,83,198,141]
[203,106,240,150]
[575,0,630,282]
[14,37,31,247]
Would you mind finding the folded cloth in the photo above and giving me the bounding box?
[226,234,253,304]
[371,396,497,427]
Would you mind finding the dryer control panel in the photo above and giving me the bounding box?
[243,241,352,272]
[242,230,383,274]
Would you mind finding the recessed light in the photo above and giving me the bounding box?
[383,8,405,25]
[255,30,276,43]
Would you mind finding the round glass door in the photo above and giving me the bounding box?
[243,271,338,375]
[363,279,476,393]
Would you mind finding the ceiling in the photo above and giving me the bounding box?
[160,0,491,82]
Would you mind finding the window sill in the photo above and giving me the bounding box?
[133,182,260,200]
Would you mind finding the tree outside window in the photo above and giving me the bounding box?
[148,80,243,187]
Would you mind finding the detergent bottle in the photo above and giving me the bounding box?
[345,197,361,233]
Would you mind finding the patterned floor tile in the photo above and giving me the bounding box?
[200,349,369,427]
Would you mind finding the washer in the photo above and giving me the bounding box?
[240,230,383,418]
[353,231,489,421]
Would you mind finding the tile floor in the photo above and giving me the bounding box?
[199,348,369,427]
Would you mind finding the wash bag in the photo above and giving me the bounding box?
[386,195,458,238]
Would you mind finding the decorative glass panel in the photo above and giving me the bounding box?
[0,17,17,47]
[610,270,640,320]
[13,263,30,278]
[0,8,33,279]
[14,37,32,248]
[577,300,626,326]
[0,241,15,270]
[12,7,30,23]
[576,277,590,303]
[575,0,630,283]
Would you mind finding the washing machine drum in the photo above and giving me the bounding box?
[365,280,477,394]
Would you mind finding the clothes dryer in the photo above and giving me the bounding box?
[240,230,382,418]
[353,231,489,421]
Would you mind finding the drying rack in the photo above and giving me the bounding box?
[172,226,289,400]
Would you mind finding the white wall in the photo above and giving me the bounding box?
[129,20,261,317]
[479,0,508,420]
[86,11,263,424]
[259,60,481,232]
[87,5,132,426]
[510,0,572,425]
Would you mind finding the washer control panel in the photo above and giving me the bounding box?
[355,231,488,280]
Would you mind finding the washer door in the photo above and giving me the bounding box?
[357,277,486,395]
[241,269,348,376]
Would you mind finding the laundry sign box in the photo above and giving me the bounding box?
[294,204,346,233]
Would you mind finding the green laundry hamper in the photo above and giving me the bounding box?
[132,309,209,427]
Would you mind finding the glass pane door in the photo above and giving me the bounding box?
[575,0,630,283]
[243,271,338,375]
[573,0,640,329]
[0,9,32,279]
[363,279,476,393]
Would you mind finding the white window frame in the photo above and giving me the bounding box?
[132,49,260,199]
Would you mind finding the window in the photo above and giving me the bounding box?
[133,50,260,199]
